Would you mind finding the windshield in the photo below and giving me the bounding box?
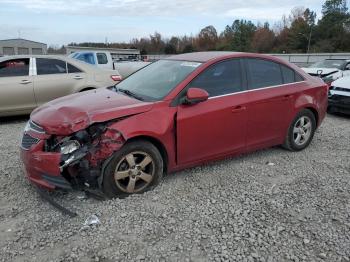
[310,60,345,69]
[114,60,201,101]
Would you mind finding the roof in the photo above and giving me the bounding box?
[66,46,140,53]
[0,38,47,46]
[166,51,242,62]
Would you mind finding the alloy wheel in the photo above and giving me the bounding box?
[114,151,155,193]
[293,116,312,146]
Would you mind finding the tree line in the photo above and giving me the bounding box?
[49,0,350,55]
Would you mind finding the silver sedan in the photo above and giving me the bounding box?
[0,55,122,116]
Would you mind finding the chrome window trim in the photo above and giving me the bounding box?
[208,81,307,100]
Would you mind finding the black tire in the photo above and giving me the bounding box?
[283,109,316,151]
[102,140,163,198]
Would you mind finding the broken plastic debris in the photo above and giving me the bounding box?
[266,161,275,166]
[83,215,101,227]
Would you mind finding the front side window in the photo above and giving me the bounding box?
[114,60,201,101]
[188,59,243,97]
[97,53,108,64]
[36,58,67,75]
[246,58,283,90]
[0,58,30,77]
[76,53,95,65]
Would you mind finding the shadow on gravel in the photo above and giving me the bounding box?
[0,115,29,124]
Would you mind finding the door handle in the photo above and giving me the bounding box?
[20,80,32,85]
[73,76,83,80]
[232,105,246,113]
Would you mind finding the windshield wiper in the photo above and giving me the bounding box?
[116,88,144,101]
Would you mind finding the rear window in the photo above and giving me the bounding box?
[0,58,30,77]
[97,53,108,64]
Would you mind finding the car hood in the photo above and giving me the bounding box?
[301,67,340,76]
[31,88,154,135]
[331,76,350,90]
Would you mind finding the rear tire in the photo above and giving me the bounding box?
[283,109,316,151]
[102,140,163,198]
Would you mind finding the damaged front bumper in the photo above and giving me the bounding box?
[328,94,350,115]
[20,120,125,191]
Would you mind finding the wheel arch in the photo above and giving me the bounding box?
[304,106,319,127]
[78,87,96,92]
[125,135,169,173]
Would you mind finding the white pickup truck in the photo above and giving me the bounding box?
[69,51,151,78]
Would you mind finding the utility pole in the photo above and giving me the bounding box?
[307,26,313,54]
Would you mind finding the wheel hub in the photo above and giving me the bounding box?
[114,152,155,194]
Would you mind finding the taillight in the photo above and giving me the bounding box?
[111,75,122,81]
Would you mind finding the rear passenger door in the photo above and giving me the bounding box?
[0,58,36,114]
[33,58,86,106]
[244,58,301,150]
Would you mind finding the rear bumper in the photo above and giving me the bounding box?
[20,139,71,190]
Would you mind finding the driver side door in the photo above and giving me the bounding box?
[176,59,248,165]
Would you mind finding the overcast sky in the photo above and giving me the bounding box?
[0,0,324,46]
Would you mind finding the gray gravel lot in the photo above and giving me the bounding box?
[0,114,349,262]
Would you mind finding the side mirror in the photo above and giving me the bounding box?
[181,87,209,105]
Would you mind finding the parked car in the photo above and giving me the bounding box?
[328,76,350,114]
[302,59,350,85]
[69,51,151,78]
[21,52,328,198]
[0,55,122,117]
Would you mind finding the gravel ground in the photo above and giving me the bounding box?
[0,114,349,262]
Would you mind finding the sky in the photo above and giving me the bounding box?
[0,0,324,46]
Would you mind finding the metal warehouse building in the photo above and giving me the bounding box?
[0,38,47,56]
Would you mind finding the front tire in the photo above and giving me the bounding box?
[102,140,163,198]
[283,109,316,151]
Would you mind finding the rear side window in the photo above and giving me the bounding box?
[97,53,108,64]
[281,65,304,83]
[37,58,67,75]
[67,63,82,73]
[281,65,295,84]
[246,58,283,89]
[0,58,30,77]
[188,59,243,97]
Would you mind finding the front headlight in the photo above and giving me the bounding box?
[60,140,80,155]
[322,75,334,83]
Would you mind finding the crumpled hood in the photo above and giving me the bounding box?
[331,76,350,90]
[31,88,153,135]
[302,67,340,76]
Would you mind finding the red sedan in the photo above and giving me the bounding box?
[20,52,328,198]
